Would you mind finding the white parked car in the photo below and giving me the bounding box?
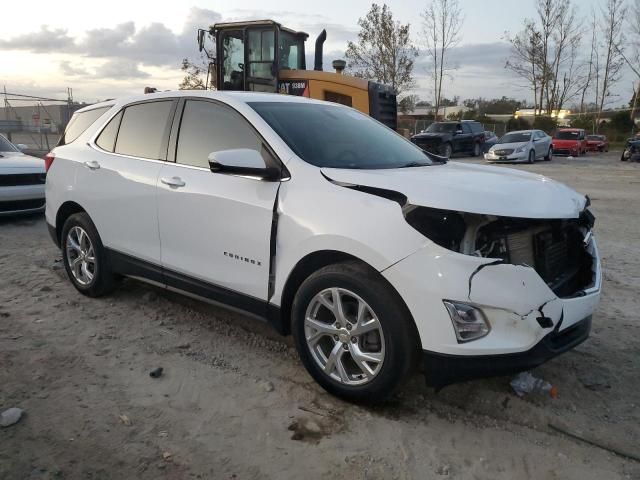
[45,91,601,402]
[0,135,47,216]
[485,129,553,163]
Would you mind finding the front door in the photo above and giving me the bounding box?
[246,27,277,92]
[157,99,280,304]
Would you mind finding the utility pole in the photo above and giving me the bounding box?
[631,81,639,135]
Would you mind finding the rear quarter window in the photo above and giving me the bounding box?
[58,106,111,146]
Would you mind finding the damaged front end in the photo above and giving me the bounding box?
[403,204,597,299]
[382,202,601,388]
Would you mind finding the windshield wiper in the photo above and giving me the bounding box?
[399,161,431,168]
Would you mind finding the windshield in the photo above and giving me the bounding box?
[498,132,531,144]
[555,130,580,140]
[0,135,19,153]
[249,102,434,169]
[425,123,458,133]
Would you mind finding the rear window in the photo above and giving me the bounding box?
[114,101,174,160]
[555,130,580,140]
[58,106,111,146]
[467,122,483,133]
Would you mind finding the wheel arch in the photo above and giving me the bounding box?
[276,250,422,352]
[54,201,87,247]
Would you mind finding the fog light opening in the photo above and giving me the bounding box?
[443,300,490,343]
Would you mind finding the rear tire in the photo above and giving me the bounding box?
[61,213,117,297]
[291,261,417,404]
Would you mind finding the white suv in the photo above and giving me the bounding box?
[45,91,601,402]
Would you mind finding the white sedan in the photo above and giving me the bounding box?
[485,129,553,163]
[0,135,46,216]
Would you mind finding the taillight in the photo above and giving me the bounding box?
[44,152,55,172]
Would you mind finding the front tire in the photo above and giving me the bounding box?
[544,147,553,161]
[472,142,481,157]
[528,150,535,164]
[61,212,117,297]
[441,143,453,159]
[291,261,417,404]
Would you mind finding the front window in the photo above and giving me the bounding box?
[555,130,580,140]
[250,102,435,169]
[279,31,304,70]
[0,135,18,152]
[498,132,531,144]
[426,123,458,133]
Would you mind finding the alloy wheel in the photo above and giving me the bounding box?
[66,226,96,286]
[304,288,385,386]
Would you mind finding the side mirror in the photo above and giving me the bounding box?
[16,144,28,151]
[208,149,280,181]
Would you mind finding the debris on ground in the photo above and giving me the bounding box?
[118,414,132,426]
[579,374,611,391]
[510,372,558,398]
[0,407,24,427]
[149,367,164,378]
[258,380,274,393]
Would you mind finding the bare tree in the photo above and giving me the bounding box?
[595,0,627,131]
[580,10,600,115]
[345,3,418,95]
[421,0,463,118]
[505,21,544,115]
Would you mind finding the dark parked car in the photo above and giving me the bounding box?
[411,120,485,158]
[482,131,498,152]
[621,138,640,162]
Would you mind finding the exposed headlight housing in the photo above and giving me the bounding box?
[515,145,526,153]
[443,300,490,342]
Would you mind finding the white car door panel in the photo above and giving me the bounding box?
[76,100,175,264]
[157,164,278,299]
[157,99,281,301]
[74,150,163,263]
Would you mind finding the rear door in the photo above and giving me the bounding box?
[79,99,176,268]
[157,98,280,305]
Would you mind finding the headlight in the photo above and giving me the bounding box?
[515,145,526,153]
[443,300,490,342]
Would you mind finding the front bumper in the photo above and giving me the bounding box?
[0,185,45,216]
[484,151,528,163]
[382,235,601,383]
[423,316,591,388]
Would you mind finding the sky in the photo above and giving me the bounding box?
[0,0,635,107]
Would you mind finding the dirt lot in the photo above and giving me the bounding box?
[1,152,639,480]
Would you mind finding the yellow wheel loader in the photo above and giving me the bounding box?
[197,20,397,130]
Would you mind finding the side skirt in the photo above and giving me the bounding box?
[105,248,285,334]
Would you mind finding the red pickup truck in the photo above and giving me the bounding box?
[552,128,587,156]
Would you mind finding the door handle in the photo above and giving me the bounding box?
[83,160,100,170]
[161,176,186,188]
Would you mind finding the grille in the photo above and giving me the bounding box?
[0,198,45,212]
[0,173,46,187]
[493,149,514,156]
[412,138,441,153]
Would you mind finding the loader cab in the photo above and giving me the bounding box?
[206,20,308,93]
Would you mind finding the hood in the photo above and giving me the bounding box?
[491,141,528,151]
[0,152,45,171]
[322,161,587,219]
[412,132,449,140]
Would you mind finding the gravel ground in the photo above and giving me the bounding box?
[1,151,639,480]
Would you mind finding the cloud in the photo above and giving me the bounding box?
[94,59,150,79]
[0,25,75,53]
[59,60,88,76]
